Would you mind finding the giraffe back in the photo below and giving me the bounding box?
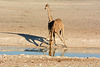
[53,18,64,33]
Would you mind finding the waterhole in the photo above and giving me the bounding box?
[0,47,100,58]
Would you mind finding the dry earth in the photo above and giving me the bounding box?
[0,55,100,67]
[0,0,100,48]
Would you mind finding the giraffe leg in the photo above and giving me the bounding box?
[49,31,53,56]
[49,40,52,56]
[57,33,67,48]
[62,27,67,47]
[53,33,56,45]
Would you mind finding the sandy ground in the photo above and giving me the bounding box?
[0,0,100,48]
[0,55,100,67]
[0,0,100,67]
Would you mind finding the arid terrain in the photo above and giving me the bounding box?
[0,0,100,67]
[0,55,100,67]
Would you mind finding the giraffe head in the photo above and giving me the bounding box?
[45,4,50,9]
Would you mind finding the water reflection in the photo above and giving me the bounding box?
[46,48,100,58]
[24,48,48,55]
[24,47,67,56]
[45,47,100,57]
[47,48,67,56]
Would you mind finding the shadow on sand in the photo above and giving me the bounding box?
[1,32,48,46]
[25,48,48,55]
[1,32,68,56]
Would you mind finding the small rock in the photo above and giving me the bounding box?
[38,64,42,66]
[68,65,71,67]
[24,64,27,67]
[87,57,89,59]
[2,54,6,56]
[58,60,61,62]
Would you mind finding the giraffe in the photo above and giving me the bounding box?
[40,4,67,48]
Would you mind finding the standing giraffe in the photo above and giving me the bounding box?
[40,4,66,48]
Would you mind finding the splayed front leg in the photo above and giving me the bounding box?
[57,33,67,48]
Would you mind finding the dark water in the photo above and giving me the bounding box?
[0,47,100,58]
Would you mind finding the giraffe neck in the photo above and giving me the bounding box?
[47,7,53,22]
